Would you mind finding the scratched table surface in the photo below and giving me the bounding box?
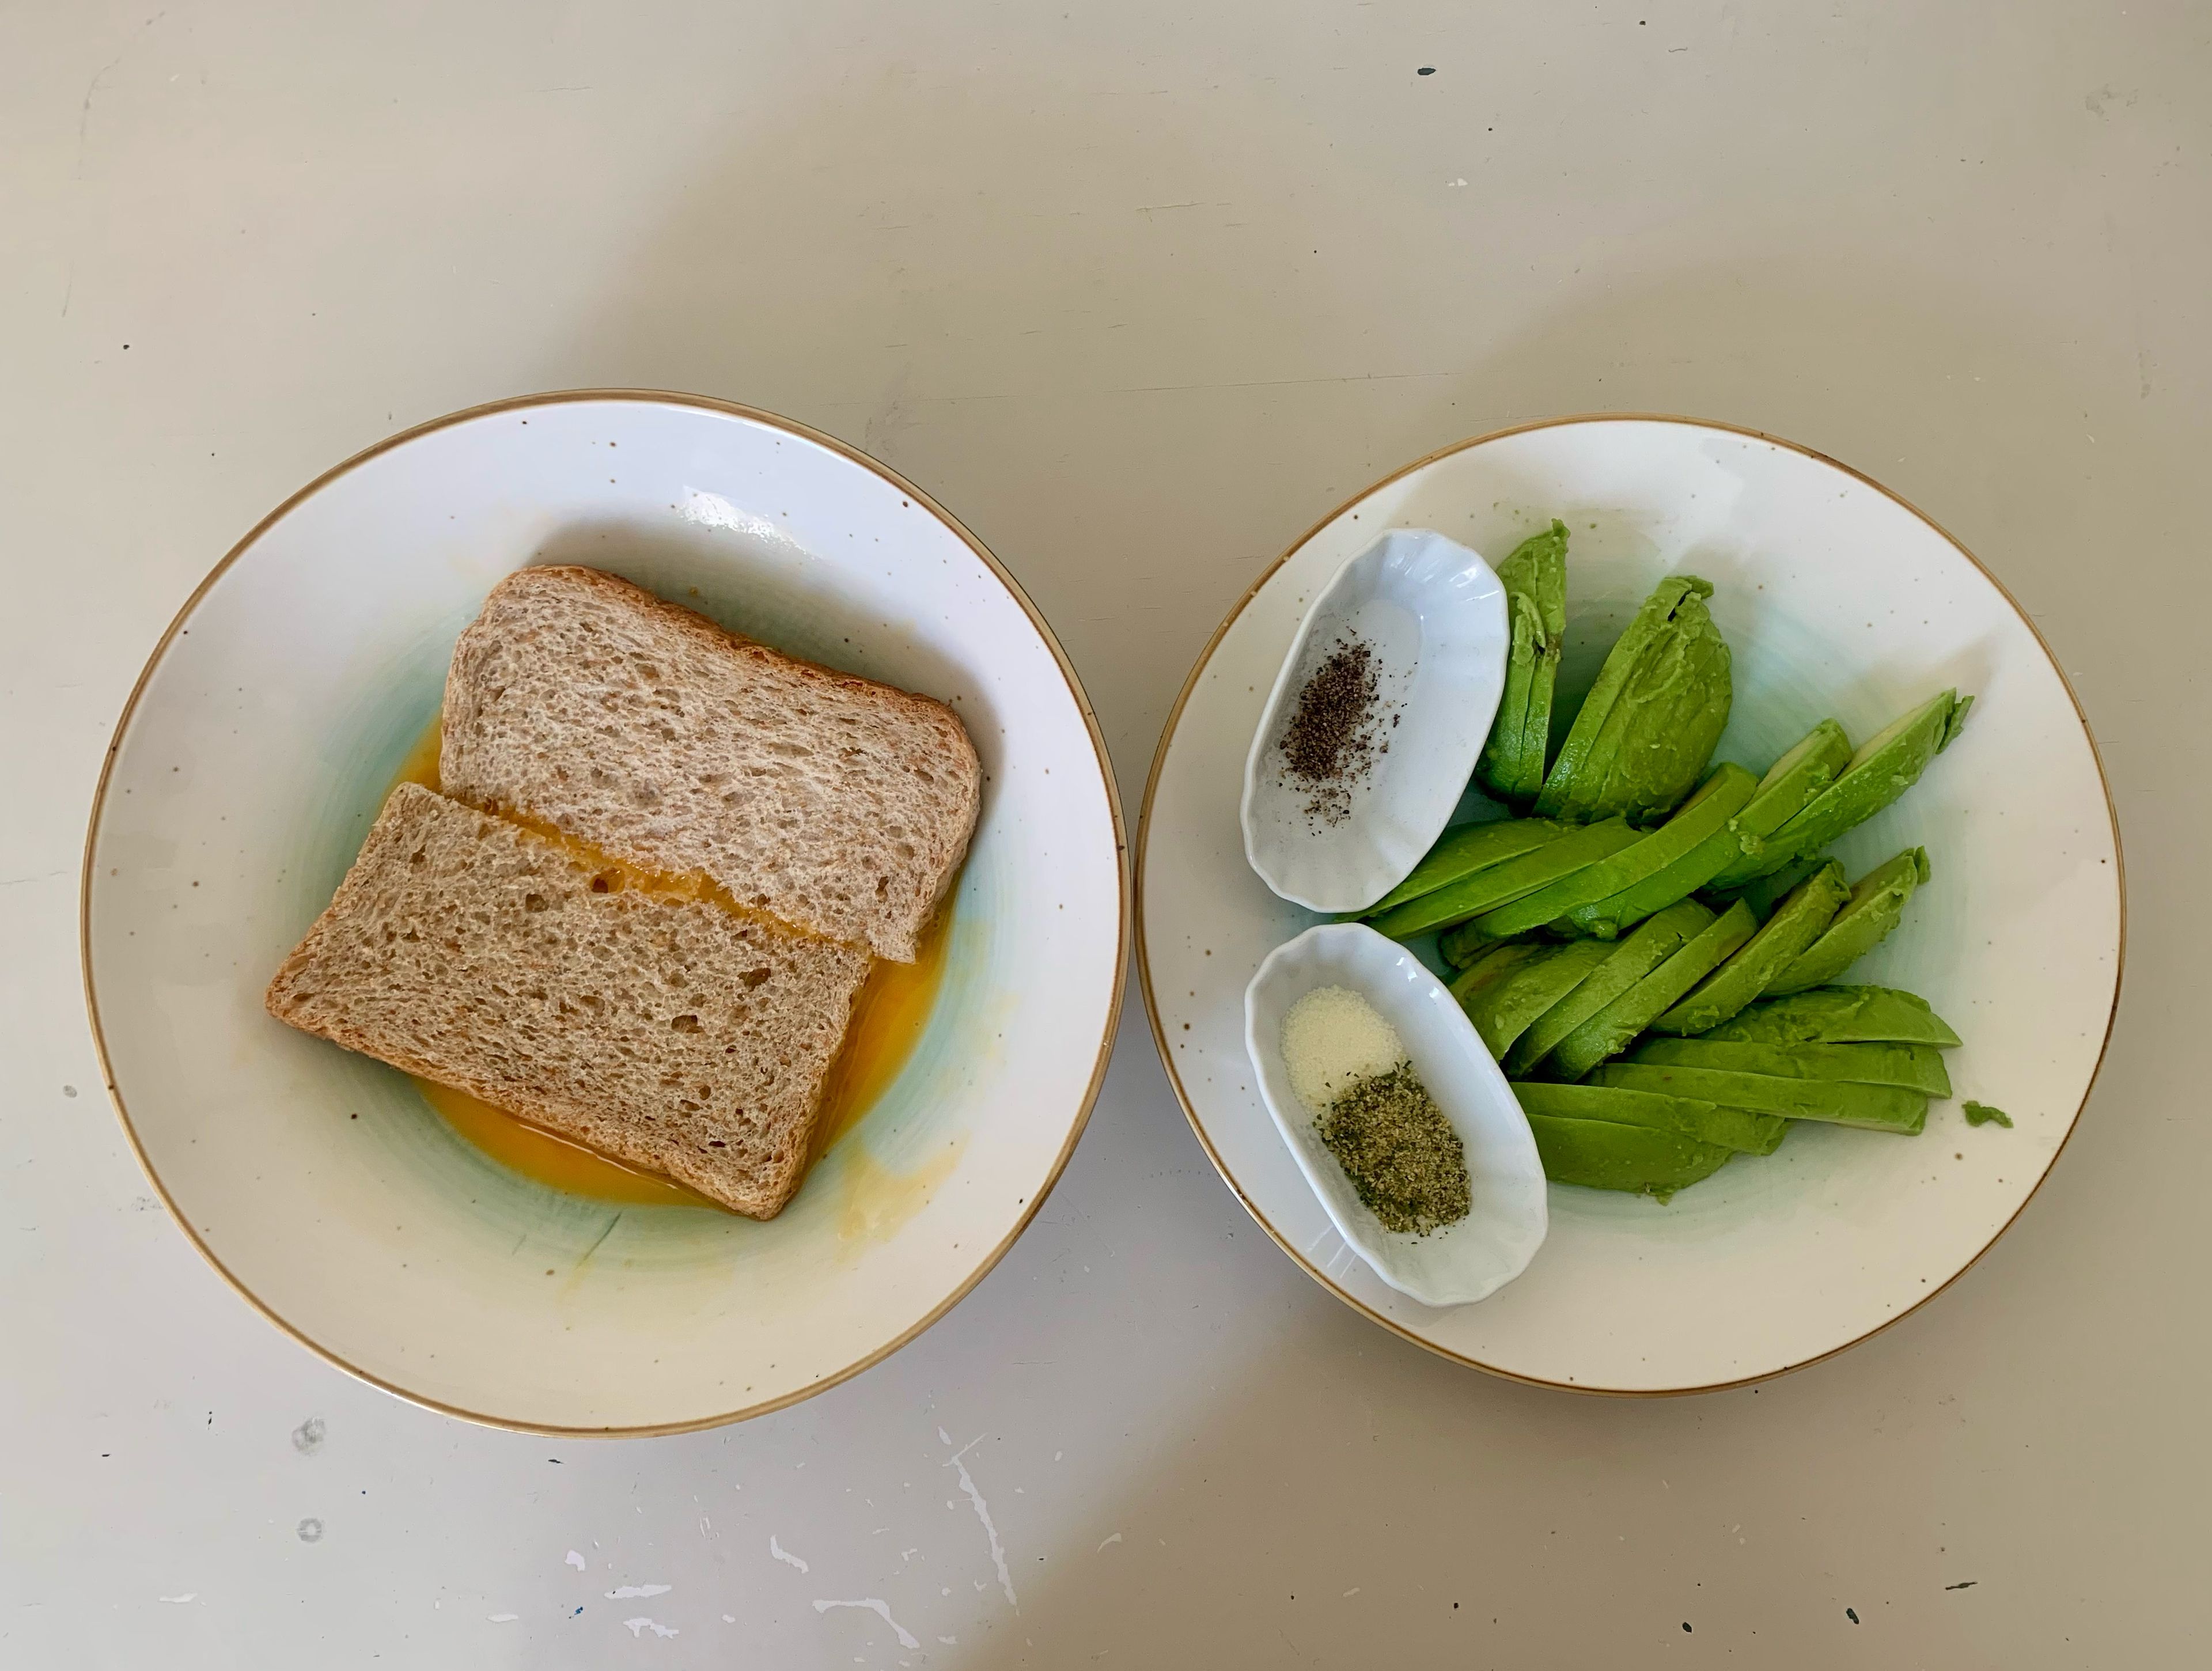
[4,2,2207,1665]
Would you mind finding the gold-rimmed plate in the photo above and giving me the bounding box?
[1138,415,2121,1394]
[84,391,1126,1434]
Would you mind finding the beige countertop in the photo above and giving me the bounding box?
[3,2,2204,1665]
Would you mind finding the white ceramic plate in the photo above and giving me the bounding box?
[1240,529,1507,911]
[84,391,1126,1434]
[1139,415,2123,1395]
[1244,924,1546,1307]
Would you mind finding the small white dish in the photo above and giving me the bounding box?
[1243,923,1547,1308]
[1240,528,1507,912]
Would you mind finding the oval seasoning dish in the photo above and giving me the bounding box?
[1240,529,1508,912]
[1244,924,1548,1308]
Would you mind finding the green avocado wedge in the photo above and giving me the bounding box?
[1550,762,1760,938]
[1372,818,1639,941]
[1767,847,1930,994]
[1533,575,1733,826]
[1570,725,1847,938]
[1559,821,1738,939]
[1705,985,1961,1047]
[1713,853,1825,921]
[1650,862,1850,1036]
[1452,940,1615,1059]
[1360,818,1569,919]
[1524,1115,1736,1196]
[1438,923,1490,972]
[1630,1037,1953,1097]
[1472,768,1753,941]
[1444,941,1552,1050]
[1511,1080,1786,1155]
[1502,901,1712,1076]
[1709,689,1971,888]
[1590,1063,1928,1132]
[1446,938,1548,1000]
[1473,521,1569,806]
[1547,901,1759,1081]
[1709,719,1852,882]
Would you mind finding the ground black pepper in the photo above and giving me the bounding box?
[1278,634,1384,825]
[1315,1062,1471,1236]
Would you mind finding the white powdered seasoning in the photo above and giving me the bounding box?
[1282,985,1407,1115]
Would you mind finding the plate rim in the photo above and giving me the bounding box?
[1134,410,2127,1397]
[78,387,1131,1437]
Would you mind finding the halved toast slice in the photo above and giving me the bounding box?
[440,566,980,963]
[266,783,869,1218]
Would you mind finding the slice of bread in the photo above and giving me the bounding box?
[266,783,870,1218]
[440,566,980,963]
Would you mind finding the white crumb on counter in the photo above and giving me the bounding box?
[1282,985,1406,1115]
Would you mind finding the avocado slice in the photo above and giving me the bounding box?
[1702,719,1853,886]
[1361,817,1569,919]
[1444,940,1550,1041]
[1501,901,1711,1076]
[1630,1037,1952,1096]
[1525,1114,1736,1195]
[1712,852,1825,921]
[1452,939,1615,1058]
[1448,937,1547,997]
[1650,862,1850,1036]
[1547,901,1758,1081]
[1473,521,1569,806]
[1571,725,1848,936]
[1533,575,1734,825]
[1472,767,1752,941]
[1438,923,1492,972]
[1512,1079,1785,1155]
[1589,1062,1927,1132]
[1560,822,1737,939]
[1766,847,1929,995]
[1709,689,1971,888]
[1551,762,1760,938]
[1705,984,1961,1047]
[1372,817,1639,941]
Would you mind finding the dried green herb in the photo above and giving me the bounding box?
[1316,1062,1471,1236]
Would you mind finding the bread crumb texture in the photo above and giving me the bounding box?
[266,785,868,1217]
[439,566,980,962]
